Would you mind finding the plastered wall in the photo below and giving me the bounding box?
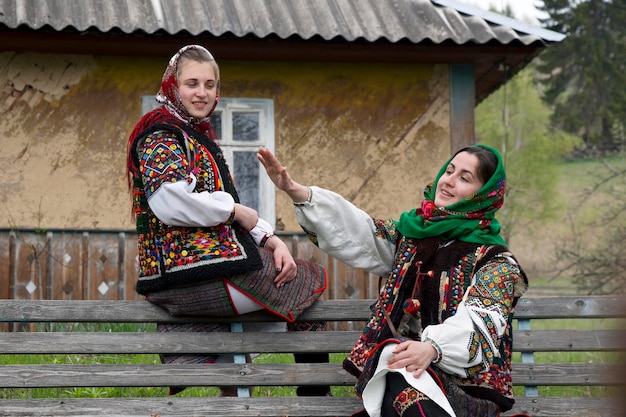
[0,51,451,231]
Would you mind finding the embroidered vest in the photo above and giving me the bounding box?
[130,122,262,294]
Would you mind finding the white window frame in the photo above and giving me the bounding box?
[141,96,276,225]
[213,98,275,224]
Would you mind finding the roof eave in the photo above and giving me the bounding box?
[0,27,548,102]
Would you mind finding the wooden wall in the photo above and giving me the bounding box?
[0,229,380,303]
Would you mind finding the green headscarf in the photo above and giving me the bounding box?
[395,144,507,246]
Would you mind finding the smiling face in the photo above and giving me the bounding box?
[434,151,484,208]
[176,58,218,119]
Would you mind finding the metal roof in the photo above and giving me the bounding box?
[0,0,563,46]
[0,0,565,102]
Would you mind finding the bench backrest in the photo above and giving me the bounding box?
[0,295,624,417]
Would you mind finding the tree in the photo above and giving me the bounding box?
[554,158,626,294]
[475,65,580,242]
[537,0,626,153]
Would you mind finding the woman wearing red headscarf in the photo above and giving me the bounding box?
[126,45,329,397]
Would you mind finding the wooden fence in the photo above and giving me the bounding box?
[0,229,380,303]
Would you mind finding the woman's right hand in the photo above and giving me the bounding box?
[387,340,438,379]
[233,203,258,231]
[257,147,309,203]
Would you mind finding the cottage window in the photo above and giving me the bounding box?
[141,96,276,224]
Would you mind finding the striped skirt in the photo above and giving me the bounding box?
[143,247,327,366]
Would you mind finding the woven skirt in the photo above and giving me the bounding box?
[145,247,327,321]
[144,247,327,366]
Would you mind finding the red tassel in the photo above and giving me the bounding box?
[402,298,421,315]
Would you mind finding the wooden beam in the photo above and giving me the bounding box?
[449,63,476,152]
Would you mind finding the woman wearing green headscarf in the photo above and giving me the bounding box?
[258,145,528,417]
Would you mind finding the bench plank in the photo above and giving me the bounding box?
[512,362,625,385]
[513,329,625,351]
[0,397,364,417]
[1,329,623,354]
[0,363,357,388]
[501,396,623,417]
[514,296,626,319]
[0,299,374,323]
[0,363,621,388]
[1,295,624,323]
[0,331,362,354]
[0,396,620,417]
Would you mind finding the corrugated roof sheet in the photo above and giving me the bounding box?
[0,0,564,46]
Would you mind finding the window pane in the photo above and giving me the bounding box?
[210,112,222,140]
[233,151,259,211]
[233,112,259,142]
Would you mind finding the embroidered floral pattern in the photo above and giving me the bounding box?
[458,253,522,394]
[137,231,160,277]
[467,331,480,365]
[349,237,418,370]
[163,229,247,271]
[139,133,188,199]
[442,253,474,321]
[420,200,435,220]
[394,387,428,416]
[374,218,398,241]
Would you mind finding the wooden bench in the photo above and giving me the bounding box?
[0,295,624,417]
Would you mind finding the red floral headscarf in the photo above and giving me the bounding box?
[126,45,220,188]
[156,44,220,134]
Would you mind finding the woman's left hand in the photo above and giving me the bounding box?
[264,236,297,287]
[387,340,438,378]
[257,147,309,203]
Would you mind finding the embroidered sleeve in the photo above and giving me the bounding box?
[293,186,397,276]
[137,131,188,199]
[420,255,520,377]
[137,131,235,227]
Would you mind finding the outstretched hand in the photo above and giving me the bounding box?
[257,147,309,202]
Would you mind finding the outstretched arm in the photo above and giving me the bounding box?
[256,147,309,203]
[259,147,397,276]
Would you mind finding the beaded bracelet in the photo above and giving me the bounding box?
[225,208,236,225]
[259,233,275,247]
